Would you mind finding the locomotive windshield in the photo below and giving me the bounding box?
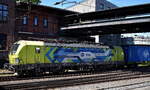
[10,44,20,54]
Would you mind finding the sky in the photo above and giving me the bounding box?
[41,0,150,8]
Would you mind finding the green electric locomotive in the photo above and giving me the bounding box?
[8,40,124,75]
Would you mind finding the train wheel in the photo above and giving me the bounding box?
[17,70,25,77]
[34,68,43,77]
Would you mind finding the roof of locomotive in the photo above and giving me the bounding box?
[16,40,110,48]
[16,40,44,46]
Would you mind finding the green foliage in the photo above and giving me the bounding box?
[15,0,41,4]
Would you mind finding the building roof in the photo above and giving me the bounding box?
[16,2,78,15]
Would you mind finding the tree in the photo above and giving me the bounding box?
[15,0,41,4]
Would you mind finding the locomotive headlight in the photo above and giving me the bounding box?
[15,58,20,64]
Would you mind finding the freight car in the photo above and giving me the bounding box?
[123,45,150,66]
[6,40,124,75]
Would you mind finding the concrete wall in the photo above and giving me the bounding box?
[67,0,96,13]
[96,0,117,11]
[67,0,117,13]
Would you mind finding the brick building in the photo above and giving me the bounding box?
[0,0,15,61]
[15,3,75,41]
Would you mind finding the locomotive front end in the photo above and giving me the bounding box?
[5,41,23,72]
[9,43,20,65]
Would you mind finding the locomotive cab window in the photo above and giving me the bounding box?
[10,44,20,54]
[35,47,40,53]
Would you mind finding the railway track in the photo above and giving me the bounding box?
[0,69,132,82]
[1,67,150,89]
[1,71,150,89]
[102,81,150,90]
[0,66,148,82]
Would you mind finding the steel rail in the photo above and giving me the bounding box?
[1,67,150,89]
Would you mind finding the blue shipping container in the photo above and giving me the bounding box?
[123,46,150,63]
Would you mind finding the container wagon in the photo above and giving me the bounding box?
[123,45,150,67]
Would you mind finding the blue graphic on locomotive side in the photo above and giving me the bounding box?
[46,47,114,63]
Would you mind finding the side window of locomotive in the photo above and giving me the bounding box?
[35,47,40,53]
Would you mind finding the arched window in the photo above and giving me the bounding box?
[23,16,28,25]
[43,18,48,27]
[34,16,38,26]
[0,4,8,22]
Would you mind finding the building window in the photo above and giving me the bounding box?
[0,4,8,22]
[43,18,48,27]
[22,16,28,25]
[34,16,38,26]
[99,3,104,9]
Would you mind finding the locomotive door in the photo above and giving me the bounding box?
[35,47,41,63]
